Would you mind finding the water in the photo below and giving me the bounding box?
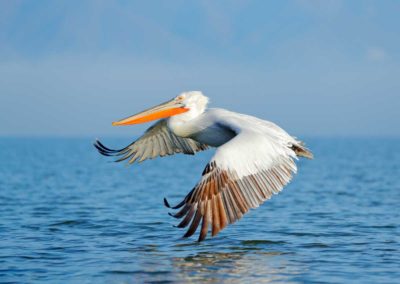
[0,137,399,283]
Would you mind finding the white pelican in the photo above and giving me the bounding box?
[95,91,313,241]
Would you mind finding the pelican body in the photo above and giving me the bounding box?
[95,91,313,241]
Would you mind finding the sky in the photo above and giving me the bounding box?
[0,0,399,137]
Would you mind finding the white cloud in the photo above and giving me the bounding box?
[366,47,387,62]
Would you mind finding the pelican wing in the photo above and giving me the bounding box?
[165,119,301,241]
[94,119,209,164]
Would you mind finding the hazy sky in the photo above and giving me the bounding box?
[1,0,399,137]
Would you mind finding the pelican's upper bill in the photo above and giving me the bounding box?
[112,98,189,126]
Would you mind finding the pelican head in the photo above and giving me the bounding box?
[112,91,209,126]
[177,91,209,112]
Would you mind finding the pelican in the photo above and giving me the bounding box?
[95,91,313,241]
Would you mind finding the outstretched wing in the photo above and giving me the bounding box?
[165,121,302,241]
[94,119,209,164]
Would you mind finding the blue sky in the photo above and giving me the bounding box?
[0,0,399,137]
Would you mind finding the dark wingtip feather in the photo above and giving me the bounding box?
[163,197,185,209]
[292,143,314,160]
[183,210,202,238]
[176,206,196,228]
[95,139,118,153]
[93,140,112,156]
[168,205,190,219]
[93,139,128,158]
[164,198,171,208]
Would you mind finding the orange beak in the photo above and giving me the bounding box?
[112,99,189,126]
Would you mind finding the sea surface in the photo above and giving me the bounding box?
[0,137,399,283]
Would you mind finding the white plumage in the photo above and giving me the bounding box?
[95,91,312,241]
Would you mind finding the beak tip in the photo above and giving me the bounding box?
[112,122,118,126]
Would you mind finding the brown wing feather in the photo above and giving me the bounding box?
[165,160,295,242]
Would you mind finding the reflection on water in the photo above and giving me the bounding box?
[172,249,301,284]
[107,239,304,283]
[1,138,400,283]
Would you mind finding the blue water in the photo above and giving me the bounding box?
[0,137,399,283]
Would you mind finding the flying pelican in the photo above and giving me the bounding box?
[94,91,313,241]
